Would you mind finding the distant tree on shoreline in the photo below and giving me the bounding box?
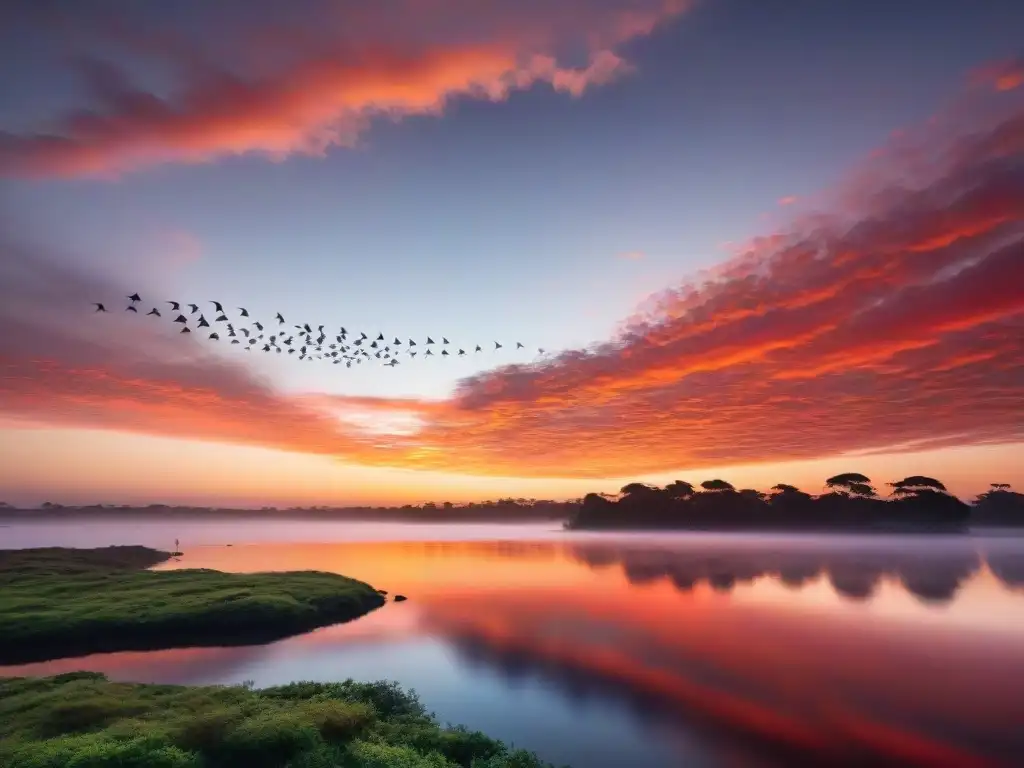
[567,473,998,531]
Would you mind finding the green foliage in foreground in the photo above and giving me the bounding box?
[0,547,386,664]
[0,673,559,768]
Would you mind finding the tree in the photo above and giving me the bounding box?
[888,476,948,496]
[700,479,734,491]
[664,480,695,499]
[771,484,801,494]
[619,482,660,499]
[825,473,875,497]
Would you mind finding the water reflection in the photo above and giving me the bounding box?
[4,534,1024,767]
[569,542,986,603]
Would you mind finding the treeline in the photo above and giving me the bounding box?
[3,499,574,522]
[567,475,1024,531]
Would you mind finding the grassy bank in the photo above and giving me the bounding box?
[0,547,386,665]
[0,672,558,767]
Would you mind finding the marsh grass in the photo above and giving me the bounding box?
[0,547,387,664]
[0,673,558,767]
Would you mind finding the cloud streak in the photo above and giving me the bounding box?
[0,0,688,178]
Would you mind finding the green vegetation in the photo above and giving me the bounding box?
[0,673,558,768]
[0,547,386,664]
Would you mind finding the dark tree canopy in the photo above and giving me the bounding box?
[664,480,695,499]
[700,479,735,491]
[826,473,871,486]
[890,476,947,494]
[772,484,801,493]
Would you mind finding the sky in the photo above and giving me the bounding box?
[0,0,1022,507]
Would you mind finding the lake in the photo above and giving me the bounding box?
[2,518,1024,767]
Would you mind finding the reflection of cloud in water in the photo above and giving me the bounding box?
[423,590,1024,767]
[569,542,987,605]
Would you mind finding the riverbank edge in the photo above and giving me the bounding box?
[0,546,388,665]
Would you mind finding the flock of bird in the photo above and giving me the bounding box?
[93,293,542,369]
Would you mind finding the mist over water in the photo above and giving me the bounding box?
[3,518,1023,767]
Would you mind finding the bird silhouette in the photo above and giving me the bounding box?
[197,315,210,328]
[238,307,249,317]
[181,327,191,334]
[173,314,187,324]
[442,337,449,345]
[458,349,466,356]
[94,303,107,312]
[376,333,384,341]
[426,337,435,345]
[475,345,482,352]
[231,339,240,345]
[441,349,449,356]
[276,313,285,324]
[211,301,224,313]
[125,305,138,313]
[215,314,228,322]
[516,342,524,349]
[494,342,502,349]
[254,321,264,332]
[128,293,141,303]
[188,303,199,314]
[209,332,220,340]
[146,308,161,317]
[167,301,181,310]
[425,349,434,356]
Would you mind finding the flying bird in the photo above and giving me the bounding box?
[442,337,449,345]
[441,349,449,356]
[215,314,228,322]
[127,293,141,303]
[146,308,161,317]
[426,337,435,345]
[173,314,187,324]
[376,333,384,341]
[238,307,249,317]
[211,301,224,313]
[93,303,107,312]
[167,301,181,310]
[254,321,264,331]
[197,315,210,328]
[475,345,482,352]
[494,342,502,349]
[180,327,191,334]
[209,332,219,340]
[188,303,199,314]
[276,313,285,324]
[125,305,138,313]
[458,349,466,356]
[516,342,524,349]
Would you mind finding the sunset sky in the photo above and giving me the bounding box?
[1,0,1022,507]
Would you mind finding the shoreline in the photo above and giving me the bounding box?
[0,546,388,666]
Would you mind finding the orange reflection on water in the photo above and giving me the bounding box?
[54,540,1024,765]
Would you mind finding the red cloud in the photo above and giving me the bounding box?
[2,61,1022,482]
[0,1,688,178]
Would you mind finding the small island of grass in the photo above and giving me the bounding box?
[0,672,557,768]
[0,546,387,665]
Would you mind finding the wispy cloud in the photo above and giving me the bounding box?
[0,0,689,178]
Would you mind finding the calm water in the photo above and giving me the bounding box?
[3,518,1024,767]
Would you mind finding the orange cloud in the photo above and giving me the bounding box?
[0,1,689,178]
[2,59,1023,482]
